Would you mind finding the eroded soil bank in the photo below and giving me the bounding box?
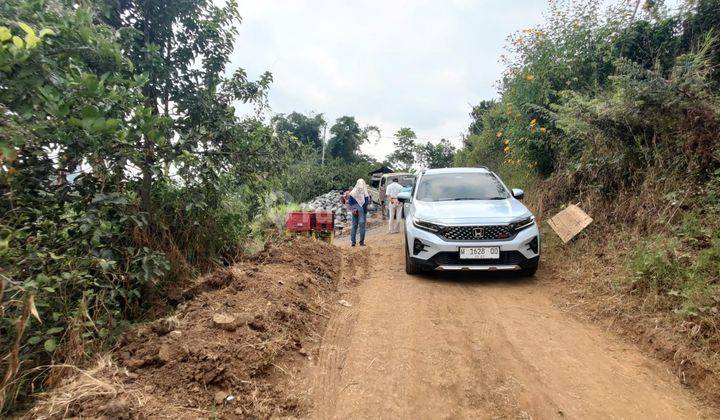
[29,238,368,419]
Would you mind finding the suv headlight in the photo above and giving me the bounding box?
[509,215,535,232]
[412,217,444,233]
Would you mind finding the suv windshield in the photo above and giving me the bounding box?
[415,172,510,202]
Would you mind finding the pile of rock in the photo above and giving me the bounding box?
[302,190,349,230]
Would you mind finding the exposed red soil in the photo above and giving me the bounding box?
[542,230,720,409]
[28,237,348,419]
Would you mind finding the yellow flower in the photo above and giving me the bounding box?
[0,26,11,42]
[504,146,510,153]
[12,35,24,48]
[525,74,535,81]
[496,130,503,138]
[530,118,537,126]
[540,127,547,133]
[504,139,510,146]
[25,33,39,48]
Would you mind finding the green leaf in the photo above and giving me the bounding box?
[27,336,42,345]
[39,28,55,38]
[105,119,120,130]
[0,230,9,251]
[0,26,11,42]
[44,338,57,353]
[46,327,65,335]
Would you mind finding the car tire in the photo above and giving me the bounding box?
[520,264,538,277]
[404,234,422,275]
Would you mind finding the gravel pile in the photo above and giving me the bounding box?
[302,190,349,230]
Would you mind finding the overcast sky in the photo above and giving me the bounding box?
[229,0,550,161]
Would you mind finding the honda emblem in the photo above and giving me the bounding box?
[473,227,484,238]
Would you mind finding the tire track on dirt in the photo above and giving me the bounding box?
[311,247,369,419]
[310,230,716,419]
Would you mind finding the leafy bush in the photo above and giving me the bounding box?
[279,146,378,203]
[0,0,283,412]
[554,39,720,195]
[457,0,720,186]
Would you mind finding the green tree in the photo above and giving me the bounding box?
[416,139,456,169]
[99,0,274,213]
[327,116,361,161]
[468,100,496,137]
[271,112,326,150]
[0,1,171,411]
[680,0,720,85]
[326,116,379,162]
[387,128,417,171]
[0,0,286,411]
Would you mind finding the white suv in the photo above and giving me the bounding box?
[397,168,540,276]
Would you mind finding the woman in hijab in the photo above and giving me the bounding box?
[347,178,370,246]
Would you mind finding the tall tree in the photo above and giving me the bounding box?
[416,139,457,169]
[271,112,326,150]
[387,128,417,171]
[99,0,273,213]
[468,100,495,137]
[325,116,357,161]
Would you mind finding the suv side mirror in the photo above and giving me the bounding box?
[397,191,412,202]
[512,188,525,200]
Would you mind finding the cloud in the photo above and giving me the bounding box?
[230,0,549,160]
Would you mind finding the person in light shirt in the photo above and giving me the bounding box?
[385,177,404,234]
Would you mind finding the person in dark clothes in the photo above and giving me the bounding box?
[347,178,370,246]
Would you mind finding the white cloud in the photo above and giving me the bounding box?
[230,0,549,160]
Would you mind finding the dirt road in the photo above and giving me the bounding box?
[310,230,712,419]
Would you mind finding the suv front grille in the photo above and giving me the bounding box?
[440,225,512,241]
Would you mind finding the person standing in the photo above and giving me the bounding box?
[348,178,370,246]
[385,177,404,234]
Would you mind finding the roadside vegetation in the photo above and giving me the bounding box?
[455,0,720,399]
[0,0,380,413]
[2,0,719,414]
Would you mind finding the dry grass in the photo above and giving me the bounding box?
[534,172,720,407]
[25,355,140,419]
[1,291,33,412]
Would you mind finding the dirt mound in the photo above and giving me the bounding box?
[28,237,342,419]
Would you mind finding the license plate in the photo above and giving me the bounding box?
[459,247,500,259]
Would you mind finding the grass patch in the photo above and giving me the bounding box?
[626,226,720,339]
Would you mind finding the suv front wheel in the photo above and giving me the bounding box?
[404,234,422,275]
